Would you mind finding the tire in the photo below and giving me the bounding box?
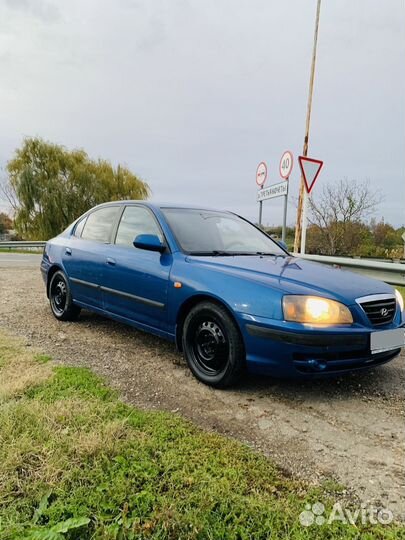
[182,301,245,388]
[49,270,81,321]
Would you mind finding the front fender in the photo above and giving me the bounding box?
[168,256,285,327]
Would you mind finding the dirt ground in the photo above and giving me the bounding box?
[0,261,404,519]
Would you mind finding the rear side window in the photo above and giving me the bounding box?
[73,216,87,238]
[115,206,163,247]
[81,206,120,243]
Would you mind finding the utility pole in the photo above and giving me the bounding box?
[294,0,322,253]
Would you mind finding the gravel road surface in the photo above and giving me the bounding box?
[0,257,404,518]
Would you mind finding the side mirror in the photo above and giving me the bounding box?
[133,234,165,253]
[270,234,288,252]
[277,240,289,252]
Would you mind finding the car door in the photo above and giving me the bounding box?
[62,205,121,310]
[101,205,172,331]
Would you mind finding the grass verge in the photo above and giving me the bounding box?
[0,332,403,540]
[0,249,42,254]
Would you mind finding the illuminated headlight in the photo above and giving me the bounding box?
[395,289,404,312]
[283,295,353,325]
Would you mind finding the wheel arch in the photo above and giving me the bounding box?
[175,293,245,352]
[46,264,64,298]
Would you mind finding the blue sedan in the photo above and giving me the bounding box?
[41,201,404,387]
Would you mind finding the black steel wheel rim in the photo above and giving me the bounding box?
[190,317,229,375]
[51,278,67,315]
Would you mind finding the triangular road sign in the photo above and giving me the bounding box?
[298,156,324,193]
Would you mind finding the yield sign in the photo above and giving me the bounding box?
[298,156,324,193]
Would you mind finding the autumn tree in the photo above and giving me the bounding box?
[2,138,150,239]
[0,212,13,234]
[307,179,381,255]
[371,220,398,249]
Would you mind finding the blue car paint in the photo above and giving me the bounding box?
[101,242,171,330]
[41,201,404,378]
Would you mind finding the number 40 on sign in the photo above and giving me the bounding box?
[279,151,293,180]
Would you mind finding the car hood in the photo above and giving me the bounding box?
[186,254,394,304]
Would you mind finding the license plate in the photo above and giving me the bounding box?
[370,328,405,354]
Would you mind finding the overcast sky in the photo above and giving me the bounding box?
[0,0,404,227]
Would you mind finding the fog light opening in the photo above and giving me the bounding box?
[307,359,327,372]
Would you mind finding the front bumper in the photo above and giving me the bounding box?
[240,314,404,377]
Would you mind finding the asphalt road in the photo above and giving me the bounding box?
[0,253,42,267]
[0,253,404,519]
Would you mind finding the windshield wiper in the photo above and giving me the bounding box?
[188,251,286,257]
[254,251,288,257]
[189,250,245,256]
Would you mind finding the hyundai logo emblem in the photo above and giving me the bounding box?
[380,307,389,317]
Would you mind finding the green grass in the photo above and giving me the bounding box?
[0,248,42,254]
[33,354,52,364]
[0,333,403,540]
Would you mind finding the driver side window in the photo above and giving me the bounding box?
[115,206,163,247]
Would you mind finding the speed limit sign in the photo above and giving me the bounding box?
[279,151,293,180]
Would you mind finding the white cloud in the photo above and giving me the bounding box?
[0,0,403,226]
[4,0,60,22]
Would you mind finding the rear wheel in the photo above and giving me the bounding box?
[49,270,81,321]
[182,302,245,388]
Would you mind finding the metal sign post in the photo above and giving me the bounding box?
[294,0,322,253]
[300,191,308,254]
[279,151,293,243]
[282,192,288,243]
[298,156,324,254]
[258,200,263,227]
[256,162,267,227]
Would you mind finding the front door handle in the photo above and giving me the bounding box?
[65,247,72,255]
[106,258,116,266]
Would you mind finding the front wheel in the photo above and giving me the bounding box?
[182,302,245,388]
[49,270,81,321]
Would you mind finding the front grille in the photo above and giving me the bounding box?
[359,297,396,326]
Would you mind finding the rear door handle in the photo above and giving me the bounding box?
[65,247,72,255]
[106,258,116,266]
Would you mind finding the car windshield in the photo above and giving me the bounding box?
[161,208,286,256]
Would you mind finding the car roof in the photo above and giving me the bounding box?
[93,200,233,213]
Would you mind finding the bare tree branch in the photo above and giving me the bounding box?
[307,179,382,255]
[0,175,18,214]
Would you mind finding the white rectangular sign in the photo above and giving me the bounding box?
[370,328,404,354]
[257,181,288,202]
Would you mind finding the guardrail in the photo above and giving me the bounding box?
[0,241,46,249]
[294,253,405,287]
[0,241,404,286]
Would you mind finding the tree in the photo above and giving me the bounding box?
[307,179,381,255]
[371,220,398,249]
[2,137,150,239]
[0,212,13,234]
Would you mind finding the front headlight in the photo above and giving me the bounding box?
[395,289,404,312]
[283,295,353,325]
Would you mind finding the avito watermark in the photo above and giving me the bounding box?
[299,502,394,527]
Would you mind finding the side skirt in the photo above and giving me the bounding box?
[73,300,176,343]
